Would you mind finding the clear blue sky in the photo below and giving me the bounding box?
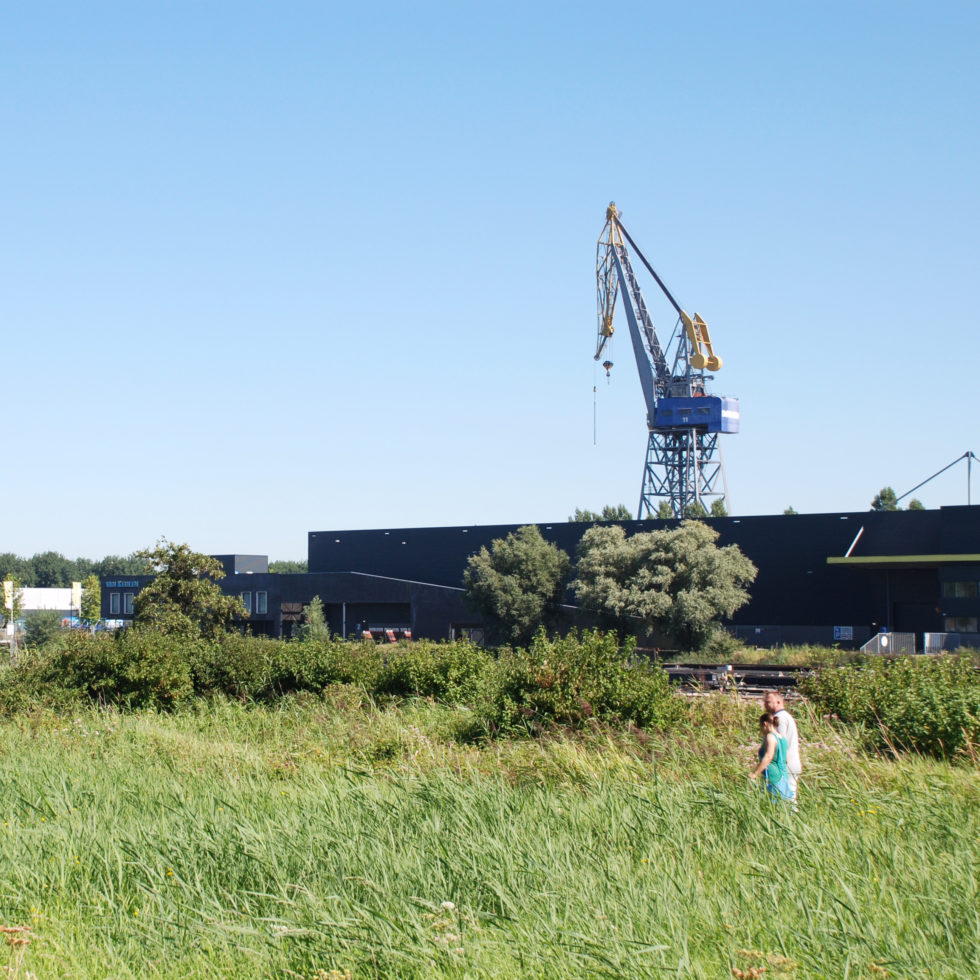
[3,1,978,561]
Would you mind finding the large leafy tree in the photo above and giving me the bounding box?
[462,525,571,646]
[133,541,246,640]
[573,520,757,651]
[31,551,74,587]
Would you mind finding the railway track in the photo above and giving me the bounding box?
[659,662,810,695]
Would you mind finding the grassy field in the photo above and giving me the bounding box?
[0,691,976,979]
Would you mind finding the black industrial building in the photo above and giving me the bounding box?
[101,506,980,649]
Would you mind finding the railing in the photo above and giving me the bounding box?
[924,632,980,653]
[860,632,916,655]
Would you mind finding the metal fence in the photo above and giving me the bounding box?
[924,632,980,653]
[860,632,916,655]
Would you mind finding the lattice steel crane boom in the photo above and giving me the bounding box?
[595,202,739,519]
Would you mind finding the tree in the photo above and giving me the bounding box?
[573,520,757,651]
[2,577,24,624]
[24,609,64,649]
[295,595,330,641]
[132,540,247,640]
[710,499,728,517]
[80,573,102,626]
[870,487,925,512]
[31,551,74,587]
[462,525,571,645]
[71,557,97,581]
[783,505,798,515]
[656,501,675,519]
[2,577,24,661]
[0,555,35,587]
[684,501,709,518]
[568,504,633,522]
[269,559,308,573]
[95,554,151,578]
[871,487,899,511]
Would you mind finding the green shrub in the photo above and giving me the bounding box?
[10,628,194,710]
[486,629,684,733]
[268,637,385,693]
[800,654,980,759]
[189,632,275,699]
[376,639,497,704]
[23,609,66,650]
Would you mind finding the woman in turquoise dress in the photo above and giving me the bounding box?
[749,711,794,800]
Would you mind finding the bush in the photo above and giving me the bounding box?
[375,639,496,704]
[9,628,194,710]
[0,626,685,739]
[269,637,385,693]
[800,654,980,759]
[189,632,274,699]
[486,629,684,733]
[23,610,66,650]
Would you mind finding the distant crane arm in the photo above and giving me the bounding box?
[595,205,669,417]
[613,213,722,372]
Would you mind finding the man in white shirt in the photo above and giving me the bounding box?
[764,691,801,797]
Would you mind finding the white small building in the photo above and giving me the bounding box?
[20,588,74,615]
[3,588,76,637]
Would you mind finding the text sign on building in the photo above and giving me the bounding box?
[833,626,854,641]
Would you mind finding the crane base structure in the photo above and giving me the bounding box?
[640,429,728,519]
[594,203,739,519]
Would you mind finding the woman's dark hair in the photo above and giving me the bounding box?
[759,711,777,727]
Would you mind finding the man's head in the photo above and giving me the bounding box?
[764,692,784,713]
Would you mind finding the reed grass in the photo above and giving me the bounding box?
[0,693,975,978]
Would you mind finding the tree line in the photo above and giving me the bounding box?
[569,501,729,520]
[463,520,757,652]
[0,551,149,588]
[0,552,307,588]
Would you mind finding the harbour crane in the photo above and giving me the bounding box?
[594,202,739,519]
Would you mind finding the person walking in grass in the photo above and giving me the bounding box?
[764,691,802,798]
[749,711,793,800]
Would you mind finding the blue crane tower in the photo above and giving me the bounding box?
[594,203,739,519]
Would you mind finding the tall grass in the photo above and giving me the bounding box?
[0,696,975,978]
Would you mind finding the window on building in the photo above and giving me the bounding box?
[240,592,252,614]
[110,593,120,615]
[944,616,978,633]
[942,581,979,599]
[123,593,135,615]
[256,591,267,615]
